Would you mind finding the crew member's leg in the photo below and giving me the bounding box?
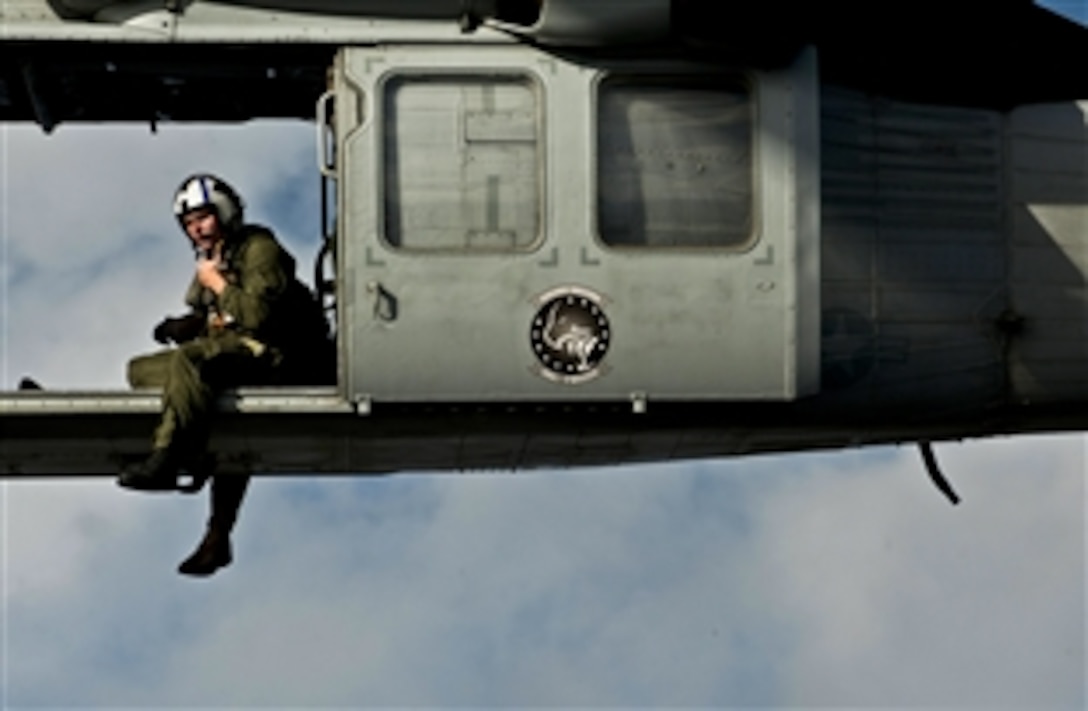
[123,335,267,576]
[178,474,250,576]
[173,338,260,575]
[127,348,173,389]
[120,336,253,487]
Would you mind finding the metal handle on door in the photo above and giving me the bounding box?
[366,281,398,322]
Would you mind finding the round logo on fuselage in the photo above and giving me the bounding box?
[529,287,611,384]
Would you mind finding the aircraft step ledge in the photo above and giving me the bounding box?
[0,387,349,415]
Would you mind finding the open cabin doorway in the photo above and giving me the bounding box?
[0,120,342,402]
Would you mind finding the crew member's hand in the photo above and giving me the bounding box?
[153,313,205,345]
[196,257,227,295]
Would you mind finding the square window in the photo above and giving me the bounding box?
[383,76,542,251]
[598,78,754,248]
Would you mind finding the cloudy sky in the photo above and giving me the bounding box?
[2,4,1087,709]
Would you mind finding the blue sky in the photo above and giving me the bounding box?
[1047,0,1088,23]
[2,3,1087,708]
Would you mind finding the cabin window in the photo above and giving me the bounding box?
[597,77,755,249]
[382,75,542,252]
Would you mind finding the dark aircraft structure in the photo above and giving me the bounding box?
[1,1,1087,503]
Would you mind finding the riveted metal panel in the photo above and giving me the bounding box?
[1008,101,1088,403]
[336,45,821,403]
[819,87,1006,408]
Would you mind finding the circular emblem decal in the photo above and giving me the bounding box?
[530,287,611,384]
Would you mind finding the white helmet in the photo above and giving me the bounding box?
[173,174,244,232]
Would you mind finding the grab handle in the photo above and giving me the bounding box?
[316,90,336,178]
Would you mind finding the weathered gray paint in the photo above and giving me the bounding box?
[336,45,820,403]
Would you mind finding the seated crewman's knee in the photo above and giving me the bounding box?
[127,351,172,389]
[127,358,149,388]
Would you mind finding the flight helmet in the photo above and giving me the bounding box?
[173,174,245,233]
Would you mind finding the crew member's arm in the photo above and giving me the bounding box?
[200,234,289,333]
[184,274,210,312]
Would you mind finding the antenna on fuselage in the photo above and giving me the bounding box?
[918,441,961,506]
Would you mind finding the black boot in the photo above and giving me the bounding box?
[177,476,249,577]
[177,525,233,577]
[118,449,182,491]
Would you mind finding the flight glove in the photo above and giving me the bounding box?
[153,313,206,345]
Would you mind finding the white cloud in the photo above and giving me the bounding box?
[3,122,313,272]
[4,438,1081,708]
[757,436,1085,708]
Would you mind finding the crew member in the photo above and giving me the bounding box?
[119,174,334,577]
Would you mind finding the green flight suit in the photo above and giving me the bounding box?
[128,225,333,454]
